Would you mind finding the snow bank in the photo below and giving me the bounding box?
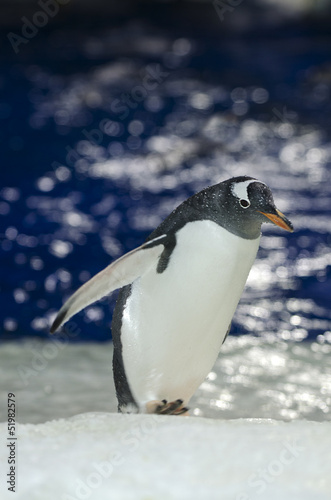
[1,339,330,498]
[2,337,331,424]
[1,412,330,500]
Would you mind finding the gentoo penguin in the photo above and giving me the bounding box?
[51,176,293,415]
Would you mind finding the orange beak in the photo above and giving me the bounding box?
[259,209,293,232]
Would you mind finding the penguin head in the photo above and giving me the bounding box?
[220,176,293,239]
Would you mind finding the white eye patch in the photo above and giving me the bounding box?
[231,179,266,205]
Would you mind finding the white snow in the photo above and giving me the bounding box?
[1,414,330,500]
[1,338,331,499]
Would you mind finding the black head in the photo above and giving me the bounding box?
[218,176,293,239]
[147,175,293,242]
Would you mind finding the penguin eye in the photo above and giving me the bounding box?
[240,199,250,208]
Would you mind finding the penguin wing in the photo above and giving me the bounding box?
[50,234,169,333]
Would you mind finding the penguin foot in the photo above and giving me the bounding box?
[146,399,189,416]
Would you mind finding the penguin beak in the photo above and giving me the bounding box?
[259,209,294,232]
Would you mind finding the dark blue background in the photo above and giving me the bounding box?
[1,0,331,342]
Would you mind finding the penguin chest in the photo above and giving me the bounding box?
[121,220,260,410]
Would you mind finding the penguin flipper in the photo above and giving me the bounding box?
[222,323,231,345]
[50,234,168,333]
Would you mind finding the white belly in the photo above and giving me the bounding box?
[121,220,260,411]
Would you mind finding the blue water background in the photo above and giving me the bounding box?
[1,5,331,342]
